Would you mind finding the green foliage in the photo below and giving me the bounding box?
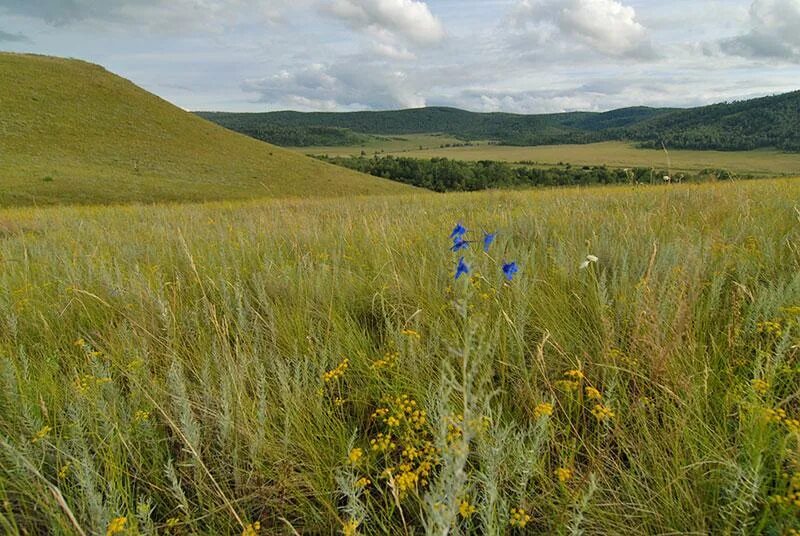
[0,52,412,207]
[316,154,707,191]
[2,179,800,533]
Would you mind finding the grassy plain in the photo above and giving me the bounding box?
[2,178,800,534]
[0,53,411,207]
[296,133,482,157]
[296,139,800,177]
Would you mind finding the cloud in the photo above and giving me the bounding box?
[513,0,656,59]
[721,0,800,61]
[325,0,444,45]
[242,61,426,110]
[0,0,298,32]
[0,29,30,42]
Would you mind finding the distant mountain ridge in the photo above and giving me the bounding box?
[198,91,800,151]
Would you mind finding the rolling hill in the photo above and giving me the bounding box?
[199,91,800,152]
[0,53,413,207]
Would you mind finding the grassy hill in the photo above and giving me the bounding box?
[200,91,800,151]
[0,53,412,207]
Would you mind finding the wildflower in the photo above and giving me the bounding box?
[533,402,553,419]
[133,410,151,424]
[106,517,127,536]
[58,463,71,479]
[242,521,261,536]
[564,369,585,380]
[554,380,580,392]
[31,425,51,444]
[455,257,470,280]
[751,378,769,396]
[555,467,573,483]
[509,507,531,528]
[482,232,496,252]
[585,386,602,400]
[450,223,467,239]
[356,477,371,488]
[580,254,599,269]
[502,261,519,281]
[451,238,470,252]
[348,448,364,465]
[401,329,420,339]
[323,358,349,382]
[342,518,360,536]
[459,499,477,518]
[591,403,615,422]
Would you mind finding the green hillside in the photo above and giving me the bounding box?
[0,53,412,207]
[200,91,800,151]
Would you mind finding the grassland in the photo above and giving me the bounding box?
[296,140,800,177]
[2,178,800,534]
[0,53,411,207]
[296,133,483,157]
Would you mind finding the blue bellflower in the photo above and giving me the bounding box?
[482,232,496,252]
[450,223,467,239]
[455,257,470,279]
[451,237,470,252]
[502,261,519,281]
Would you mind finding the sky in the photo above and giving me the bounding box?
[2,0,800,113]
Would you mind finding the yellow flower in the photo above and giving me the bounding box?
[322,358,349,382]
[533,402,553,419]
[133,410,151,424]
[509,507,531,528]
[401,329,421,339]
[751,378,769,396]
[564,369,585,380]
[106,517,127,536]
[591,404,615,422]
[585,386,602,400]
[459,499,477,518]
[58,462,71,479]
[348,448,364,465]
[356,477,371,488]
[31,425,52,444]
[241,521,261,536]
[554,467,573,483]
[342,518,360,536]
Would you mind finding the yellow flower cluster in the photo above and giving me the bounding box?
[58,462,71,479]
[765,407,800,434]
[770,472,800,508]
[534,402,553,419]
[371,351,399,371]
[401,329,421,339]
[106,517,127,536]
[564,369,585,380]
[751,378,769,396]
[509,507,531,528]
[323,358,349,382]
[585,386,602,400]
[348,448,364,465]
[362,394,439,499]
[241,521,261,536]
[554,467,573,483]
[609,348,639,368]
[342,519,360,536]
[31,425,51,444]
[445,413,491,445]
[554,380,580,392]
[74,374,112,396]
[757,320,783,338]
[591,404,615,422]
[459,498,477,518]
[133,410,151,424]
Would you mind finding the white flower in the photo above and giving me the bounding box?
[580,254,598,269]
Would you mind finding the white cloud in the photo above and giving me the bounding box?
[514,0,656,59]
[242,61,426,110]
[721,0,800,61]
[325,0,444,45]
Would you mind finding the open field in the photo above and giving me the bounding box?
[295,140,800,177]
[3,178,800,534]
[0,53,410,207]
[292,132,484,156]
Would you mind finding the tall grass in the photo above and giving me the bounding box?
[1,179,800,534]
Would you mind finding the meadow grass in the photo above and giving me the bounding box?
[295,140,800,177]
[2,179,800,534]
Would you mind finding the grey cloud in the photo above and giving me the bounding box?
[242,61,426,110]
[325,0,444,45]
[721,0,800,61]
[0,29,30,42]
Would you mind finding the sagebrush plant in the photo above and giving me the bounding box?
[2,179,800,534]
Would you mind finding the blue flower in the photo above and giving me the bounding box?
[482,232,496,253]
[451,237,470,252]
[502,261,519,281]
[450,223,467,239]
[455,257,470,279]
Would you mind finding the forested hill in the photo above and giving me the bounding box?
[198,90,800,151]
